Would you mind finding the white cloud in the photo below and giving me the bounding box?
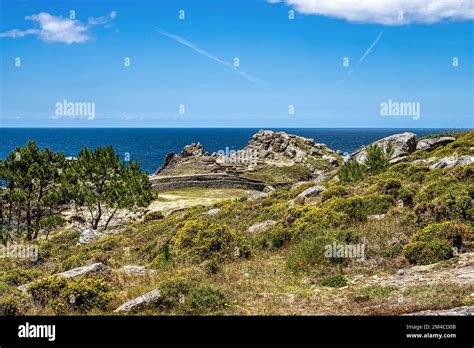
[268,0,474,25]
[88,11,117,25]
[25,12,90,43]
[160,31,264,84]
[0,11,117,44]
[0,28,39,38]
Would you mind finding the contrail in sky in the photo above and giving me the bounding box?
[159,30,264,85]
[338,31,384,87]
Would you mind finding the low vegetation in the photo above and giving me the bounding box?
[0,130,473,315]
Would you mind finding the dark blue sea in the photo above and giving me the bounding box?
[0,128,464,174]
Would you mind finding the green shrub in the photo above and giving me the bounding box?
[0,294,24,315]
[235,196,248,202]
[144,211,164,222]
[203,258,220,274]
[339,160,365,183]
[41,230,81,257]
[153,278,228,314]
[148,243,173,269]
[61,255,83,271]
[398,186,417,206]
[365,144,393,175]
[414,190,472,223]
[230,230,251,259]
[61,278,112,312]
[321,185,349,201]
[286,235,331,274]
[449,166,474,183]
[174,218,249,261]
[377,178,402,197]
[155,277,190,310]
[174,219,229,260]
[0,269,43,286]
[321,274,348,288]
[286,228,360,274]
[335,228,362,244]
[289,206,349,236]
[390,163,429,183]
[364,194,393,214]
[403,239,452,265]
[27,276,68,305]
[253,223,289,250]
[184,285,228,314]
[27,276,111,312]
[326,196,367,222]
[84,234,122,252]
[413,221,472,247]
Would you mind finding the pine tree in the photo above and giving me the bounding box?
[0,142,66,239]
[63,146,152,230]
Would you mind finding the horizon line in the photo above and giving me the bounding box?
[1,126,471,130]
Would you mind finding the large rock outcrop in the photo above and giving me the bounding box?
[239,130,337,166]
[351,132,417,163]
[152,130,342,188]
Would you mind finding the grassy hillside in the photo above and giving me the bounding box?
[1,131,473,315]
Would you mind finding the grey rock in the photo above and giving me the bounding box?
[77,229,106,245]
[202,208,221,217]
[431,155,474,169]
[18,263,111,292]
[17,283,32,292]
[297,185,326,199]
[58,262,111,279]
[247,220,277,234]
[416,137,455,151]
[114,289,162,312]
[389,156,407,164]
[284,145,297,158]
[181,143,207,157]
[351,132,417,164]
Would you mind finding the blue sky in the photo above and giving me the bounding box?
[0,0,473,128]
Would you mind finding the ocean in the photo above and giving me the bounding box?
[0,128,463,174]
